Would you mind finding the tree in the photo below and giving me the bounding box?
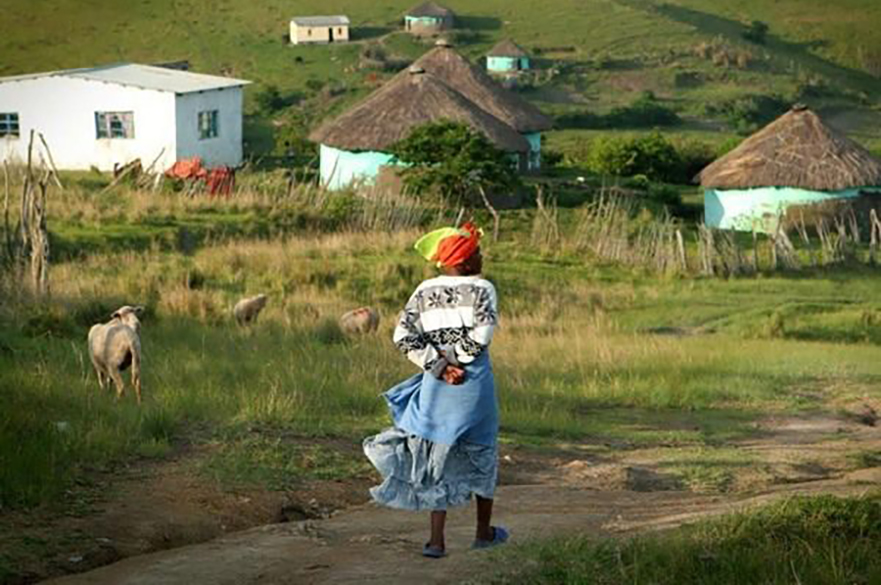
[389,121,520,239]
[390,121,519,202]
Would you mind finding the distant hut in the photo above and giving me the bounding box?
[697,105,881,232]
[404,2,455,36]
[290,16,350,45]
[414,41,552,170]
[486,40,531,74]
[309,66,529,190]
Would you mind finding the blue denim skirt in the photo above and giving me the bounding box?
[363,427,498,511]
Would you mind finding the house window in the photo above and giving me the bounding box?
[308,29,312,36]
[338,28,343,34]
[198,110,219,140]
[0,113,20,138]
[95,112,135,139]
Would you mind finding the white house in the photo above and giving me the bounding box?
[0,64,251,172]
[290,16,350,45]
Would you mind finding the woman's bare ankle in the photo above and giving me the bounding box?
[475,526,494,541]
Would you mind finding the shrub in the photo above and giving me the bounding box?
[556,93,680,130]
[675,138,717,182]
[742,20,769,44]
[707,94,789,134]
[586,132,682,183]
[647,183,682,208]
[605,92,681,128]
[255,85,285,113]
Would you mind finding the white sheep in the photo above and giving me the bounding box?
[340,307,380,335]
[234,294,268,326]
[88,305,144,404]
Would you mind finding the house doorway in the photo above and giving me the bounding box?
[329,27,334,42]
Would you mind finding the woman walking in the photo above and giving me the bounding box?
[364,222,507,558]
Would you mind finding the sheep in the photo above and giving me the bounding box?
[88,305,144,404]
[234,294,268,326]
[340,307,380,335]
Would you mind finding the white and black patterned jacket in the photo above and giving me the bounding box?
[393,275,498,378]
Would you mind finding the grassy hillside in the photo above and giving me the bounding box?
[5,0,881,157]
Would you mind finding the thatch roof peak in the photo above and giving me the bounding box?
[413,46,552,133]
[309,69,529,153]
[407,2,453,17]
[697,107,881,191]
[488,39,528,58]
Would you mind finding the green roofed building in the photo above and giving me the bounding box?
[697,105,881,233]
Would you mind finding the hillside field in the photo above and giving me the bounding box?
[5,0,881,157]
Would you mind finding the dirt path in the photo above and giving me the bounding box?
[42,476,879,585]
[7,408,877,584]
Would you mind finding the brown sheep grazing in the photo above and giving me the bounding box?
[88,305,144,404]
[234,294,268,326]
[340,307,380,335]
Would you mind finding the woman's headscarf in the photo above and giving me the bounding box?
[414,222,482,268]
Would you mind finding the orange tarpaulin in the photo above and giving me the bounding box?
[165,157,208,180]
[165,157,236,196]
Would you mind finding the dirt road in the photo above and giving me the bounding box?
[44,474,878,585]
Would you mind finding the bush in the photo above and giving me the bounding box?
[556,92,680,130]
[586,132,683,183]
[255,84,300,114]
[605,92,681,128]
[706,94,789,134]
[742,20,769,44]
[647,183,682,208]
[675,138,717,182]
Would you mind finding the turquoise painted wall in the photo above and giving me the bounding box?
[524,132,542,170]
[704,186,881,232]
[487,56,530,72]
[320,144,396,190]
[405,16,444,28]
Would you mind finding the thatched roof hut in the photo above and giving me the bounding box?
[414,42,552,133]
[404,2,454,35]
[698,106,881,191]
[697,105,881,232]
[309,67,529,153]
[488,39,528,59]
[407,2,454,18]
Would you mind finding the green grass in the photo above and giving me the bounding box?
[4,0,881,159]
[4,214,881,507]
[485,493,881,584]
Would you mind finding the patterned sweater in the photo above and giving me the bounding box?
[393,275,499,378]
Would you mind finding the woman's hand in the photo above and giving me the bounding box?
[442,365,465,385]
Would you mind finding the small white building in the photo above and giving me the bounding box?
[290,16,350,45]
[0,64,251,172]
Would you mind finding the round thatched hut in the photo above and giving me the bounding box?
[404,2,455,36]
[414,41,552,170]
[697,105,881,232]
[309,66,529,190]
[487,40,531,74]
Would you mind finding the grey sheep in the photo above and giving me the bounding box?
[234,294,268,326]
[88,305,144,404]
[340,307,380,335]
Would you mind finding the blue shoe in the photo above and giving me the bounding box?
[423,543,447,558]
[472,526,509,550]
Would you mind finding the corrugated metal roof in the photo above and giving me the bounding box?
[0,64,250,94]
[291,15,350,27]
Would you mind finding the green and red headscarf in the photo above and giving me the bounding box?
[414,222,483,268]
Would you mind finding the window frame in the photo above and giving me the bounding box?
[198,109,220,140]
[0,113,20,138]
[95,111,135,139]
